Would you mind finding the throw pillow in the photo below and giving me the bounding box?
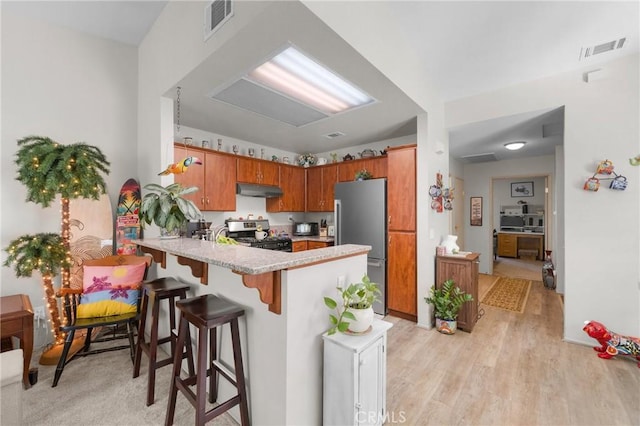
[77,263,146,318]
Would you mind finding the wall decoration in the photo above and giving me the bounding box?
[511,181,534,197]
[470,197,482,226]
[584,159,628,191]
[429,172,454,213]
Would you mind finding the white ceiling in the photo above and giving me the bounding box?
[4,1,638,160]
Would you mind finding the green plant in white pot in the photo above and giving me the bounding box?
[425,279,473,334]
[139,183,202,238]
[324,274,381,335]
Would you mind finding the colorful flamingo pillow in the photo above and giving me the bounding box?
[77,263,146,318]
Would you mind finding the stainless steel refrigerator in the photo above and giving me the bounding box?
[334,179,387,315]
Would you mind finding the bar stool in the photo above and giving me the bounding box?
[165,294,250,426]
[133,277,195,406]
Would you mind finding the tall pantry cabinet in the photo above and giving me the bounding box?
[386,144,417,321]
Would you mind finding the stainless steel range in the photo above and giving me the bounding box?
[225,219,292,252]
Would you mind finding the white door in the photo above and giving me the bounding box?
[451,176,465,250]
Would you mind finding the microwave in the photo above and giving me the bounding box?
[293,222,319,236]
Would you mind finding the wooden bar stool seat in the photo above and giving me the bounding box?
[165,294,250,426]
[133,277,195,406]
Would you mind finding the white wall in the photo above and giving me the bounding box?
[0,10,139,349]
[446,54,640,343]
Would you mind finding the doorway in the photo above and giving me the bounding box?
[491,174,550,280]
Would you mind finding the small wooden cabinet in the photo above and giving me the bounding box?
[173,145,236,211]
[266,164,305,212]
[306,165,338,212]
[497,233,518,258]
[337,157,387,182]
[237,157,279,186]
[435,253,480,332]
[323,320,392,426]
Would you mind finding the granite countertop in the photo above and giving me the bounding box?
[134,238,367,275]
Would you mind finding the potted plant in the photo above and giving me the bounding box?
[425,279,473,334]
[355,169,373,181]
[324,274,381,335]
[139,183,202,238]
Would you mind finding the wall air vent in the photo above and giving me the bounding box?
[204,0,233,41]
[323,131,346,139]
[460,153,498,164]
[579,37,626,60]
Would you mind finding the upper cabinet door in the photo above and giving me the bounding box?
[266,164,305,212]
[173,146,206,209]
[236,157,262,184]
[237,157,279,186]
[387,145,416,232]
[338,157,387,182]
[205,151,236,211]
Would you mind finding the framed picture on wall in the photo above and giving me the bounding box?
[511,181,534,197]
[470,196,482,226]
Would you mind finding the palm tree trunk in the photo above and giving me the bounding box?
[42,274,64,345]
[61,197,71,289]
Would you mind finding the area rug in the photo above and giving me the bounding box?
[481,277,532,313]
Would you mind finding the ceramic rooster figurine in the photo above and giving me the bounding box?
[583,320,640,367]
[158,156,202,176]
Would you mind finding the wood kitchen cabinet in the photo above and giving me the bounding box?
[237,157,279,186]
[497,233,518,257]
[436,253,480,332]
[266,164,305,212]
[307,241,333,250]
[387,231,417,320]
[386,144,417,321]
[387,145,416,232]
[337,157,387,182]
[292,241,307,252]
[306,165,337,212]
[173,145,236,211]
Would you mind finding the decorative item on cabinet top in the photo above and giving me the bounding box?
[297,153,317,167]
[584,159,628,192]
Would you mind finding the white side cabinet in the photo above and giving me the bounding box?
[322,320,393,426]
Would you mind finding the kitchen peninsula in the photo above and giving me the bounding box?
[135,237,371,425]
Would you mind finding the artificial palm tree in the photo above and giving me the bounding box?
[3,135,110,345]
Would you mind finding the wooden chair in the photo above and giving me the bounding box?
[52,254,152,387]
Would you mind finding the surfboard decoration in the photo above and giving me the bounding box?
[115,178,142,256]
[68,193,114,290]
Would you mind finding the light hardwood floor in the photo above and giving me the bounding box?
[384,260,639,426]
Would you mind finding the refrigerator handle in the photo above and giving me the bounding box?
[334,199,341,245]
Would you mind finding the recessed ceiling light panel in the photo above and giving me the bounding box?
[247,46,375,115]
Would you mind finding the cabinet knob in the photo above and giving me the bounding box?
[201,197,205,205]
[388,215,391,224]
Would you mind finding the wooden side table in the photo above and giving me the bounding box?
[1,294,34,388]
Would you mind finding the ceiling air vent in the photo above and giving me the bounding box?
[204,0,233,41]
[460,153,498,164]
[579,37,626,60]
[323,131,346,139]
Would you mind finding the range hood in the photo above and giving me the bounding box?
[236,183,283,198]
